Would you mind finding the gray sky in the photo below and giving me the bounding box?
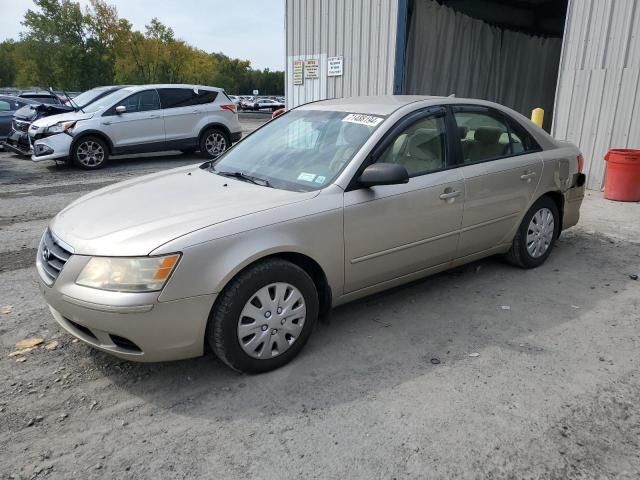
[0,0,285,70]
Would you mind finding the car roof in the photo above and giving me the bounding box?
[119,84,223,93]
[297,95,446,115]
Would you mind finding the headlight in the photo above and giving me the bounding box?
[76,254,181,292]
[46,121,77,134]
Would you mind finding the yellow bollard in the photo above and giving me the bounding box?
[531,108,544,128]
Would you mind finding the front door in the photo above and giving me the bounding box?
[343,109,464,293]
[101,89,164,153]
[451,106,544,258]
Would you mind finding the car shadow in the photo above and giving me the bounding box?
[91,228,639,420]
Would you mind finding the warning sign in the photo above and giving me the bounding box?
[305,59,320,79]
[293,60,304,85]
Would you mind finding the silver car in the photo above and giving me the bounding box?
[29,84,242,169]
[36,96,586,373]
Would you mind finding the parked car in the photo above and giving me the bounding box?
[3,86,125,156]
[18,91,63,104]
[36,96,585,373]
[30,84,241,168]
[0,95,40,147]
[248,98,285,112]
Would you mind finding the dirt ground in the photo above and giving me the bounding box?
[1,118,639,479]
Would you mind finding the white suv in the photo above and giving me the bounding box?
[29,84,242,169]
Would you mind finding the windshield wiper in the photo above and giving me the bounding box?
[216,170,273,188]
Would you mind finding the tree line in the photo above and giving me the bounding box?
[0,0,284,95]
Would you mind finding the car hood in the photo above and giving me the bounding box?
[50,165,318,256]
[31,110,94,128]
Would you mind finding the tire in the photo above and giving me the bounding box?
[199,128,230,159]
[505,195,560,269]
[207,259,319,373]
[71,136,109,170]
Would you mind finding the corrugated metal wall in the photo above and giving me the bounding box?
[285,0,399,108]
[553,0,640,190]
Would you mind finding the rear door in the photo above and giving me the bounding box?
[343,107,465,293]
[101,89,164,152]
[159,88,218,146]
[451,106,543,258]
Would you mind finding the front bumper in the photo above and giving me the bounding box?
[37,244,216,362]
[31,133,72,162]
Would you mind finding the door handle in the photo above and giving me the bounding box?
[439,190,461,200]
[101,121,112,125]
[520,172,537,181]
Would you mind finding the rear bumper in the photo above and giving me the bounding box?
[563,173,586,230]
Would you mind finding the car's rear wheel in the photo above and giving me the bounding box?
[199,128,229,159]
[72,136,109,170]
[207,259,319,373]
[506,195,559,268]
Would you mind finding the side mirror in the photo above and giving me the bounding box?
[115,105,127,114]
[359,163,409,188]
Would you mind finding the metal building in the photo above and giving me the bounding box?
[285,0,640,190]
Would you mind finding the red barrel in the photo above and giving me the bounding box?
[604,149,640,202]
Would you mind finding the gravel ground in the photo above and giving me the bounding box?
[1,120,639,479]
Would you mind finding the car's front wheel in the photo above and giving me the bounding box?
[506,195,560,268]
[207,259,319,373]
[72,136,109,170]
[199,128,229,159]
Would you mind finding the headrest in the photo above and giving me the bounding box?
[474,126,504,145]
[458,126,469,139]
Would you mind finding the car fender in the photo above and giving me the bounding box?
[70,129,115,155]
[155,192,345,304]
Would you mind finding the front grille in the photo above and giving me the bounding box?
[38,229,73,283]
[13,119,30,132]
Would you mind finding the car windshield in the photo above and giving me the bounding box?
[70,88,112,108]
[82,89,131,113]
[211,109,384,191]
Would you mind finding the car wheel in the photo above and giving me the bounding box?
[506,195,560,269]
[199,128,229,159]
[72,136,109,170]
[207,259,319,373]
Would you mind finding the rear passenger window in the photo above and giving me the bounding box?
[159,88,217,108]
[453,110,511,163]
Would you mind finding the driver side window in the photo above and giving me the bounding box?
[120,90,161,113]
[377,113,447,176]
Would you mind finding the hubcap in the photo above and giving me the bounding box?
[204,132,228,158]
[237,283,306,360]
[526,207,555,258]
[76,141,104,167]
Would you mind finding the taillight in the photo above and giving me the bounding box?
[220,104,237,113]
[577,154,584,173]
